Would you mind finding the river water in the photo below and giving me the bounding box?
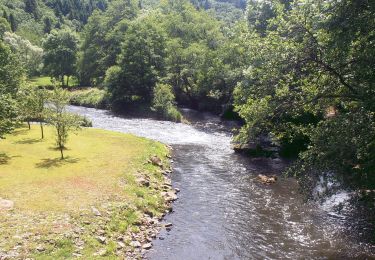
[68,105,374,260]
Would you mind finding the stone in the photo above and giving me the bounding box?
[142,243,152,250]
[164,223,173,228]
[0,199,14,211]
[150,156,163,167]
[91,207,101,216]
[257,174,278,185]
[97,229,106,236]
[117,241,125,249]
[136,177,150,187]
[174,188,180,193]
[130,241,141,248]
[94,249,107,256]
[36,245,45,252]
[96,236,107,244]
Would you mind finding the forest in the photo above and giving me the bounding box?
[0,0,374,258]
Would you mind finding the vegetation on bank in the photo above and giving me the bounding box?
[0,126,172,258]
[69,88,109,109]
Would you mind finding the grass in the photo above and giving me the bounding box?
[0,125,170,258]
[29,76,79,88]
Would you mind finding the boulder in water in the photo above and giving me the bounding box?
[257,174,277,185]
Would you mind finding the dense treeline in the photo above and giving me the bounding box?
[0,0,374,198]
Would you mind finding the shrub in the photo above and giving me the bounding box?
[69,88,108,108]
[152,83,182,122]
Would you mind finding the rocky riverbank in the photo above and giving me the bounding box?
[0,127,178,260]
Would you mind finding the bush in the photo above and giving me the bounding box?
[152,83,182,122]
[69,88,108,108]
[79,116,92,127]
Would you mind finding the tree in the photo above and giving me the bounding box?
[78,0,138,86]
[43,29,79,86]
[0,42,23,138]
[43,17,52,34]
[105,16,166,103]
[25,0,40,19]
[0,94,18,139]
[46,87,81,159]
[17,85,48,138]
[234,0,375,192]
[3,32,43,76]
[8,14,16,32]
[0,18,10,38]
[152,83,182,122]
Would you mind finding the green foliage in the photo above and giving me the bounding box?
[0,42,24,138]
[234,0,375,191]
[152,83,182,122]
[3,31,43,76]
[17,84,48,137]
[78,0,138,85]
[69,88,108,108]
[46,86,82,159]
[0,17,10,38]
[106,16,166,103]
[0,94,18,138]
[43,29,79,85]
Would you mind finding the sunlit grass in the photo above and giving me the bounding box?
[0,125,166,212]
[0,125,169,258]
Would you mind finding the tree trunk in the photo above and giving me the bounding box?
[60,145,64,159]
[27,121,31,130]
[40,122,44,139]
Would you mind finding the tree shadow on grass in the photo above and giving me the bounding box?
[11,129,30,136]
[35,157,80,169]
[14,138,43,145]
[0,153,20,165]
[0,153,11,165]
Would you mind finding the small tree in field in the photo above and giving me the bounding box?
[46,87,81,159]
[18,86,49,138]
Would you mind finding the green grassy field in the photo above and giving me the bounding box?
[0,126,170,258]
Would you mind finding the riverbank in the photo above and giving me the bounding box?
[0,126,177,259]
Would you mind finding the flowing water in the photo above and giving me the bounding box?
[68,105,374,260]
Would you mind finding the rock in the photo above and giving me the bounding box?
[164,223,173,228]
[72,253,82,257]
[163,191,177,202]
[96,236,107,244]
[97,229,106,236]
[150,156,163,167]
[130,241,141,248]
[257,174,278,185]
[142,243,152,250]
[0,198,14,210]
[83,220,91,225]
[94,249,107,256]
[117,241,125,249]
[136,177,150,187]
[174,188,180,193]
[36,245,45,252]
[91,207,101,216]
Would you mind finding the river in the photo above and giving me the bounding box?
[68,105,374,259]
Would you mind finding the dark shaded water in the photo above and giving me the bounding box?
[68,106,374,259]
